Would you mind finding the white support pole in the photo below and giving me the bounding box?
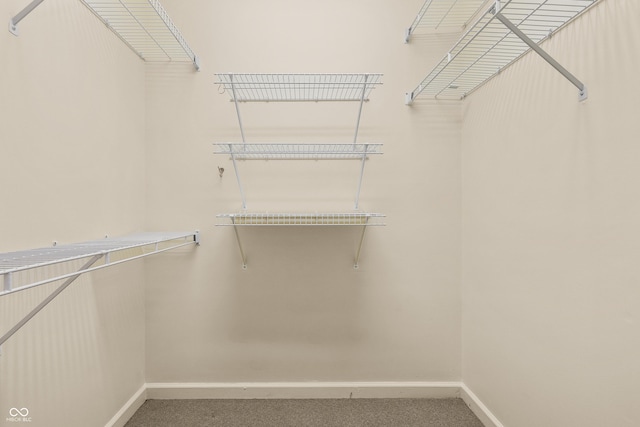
[9,0,46,35]
[231,219,247,270]
[229,144,247,210]
[229,74,247,144]
[354,218,370,269]
[353,74,369,145]
[354,144,369,210]
[3,273,12,293]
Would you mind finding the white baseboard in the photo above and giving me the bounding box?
[104,384,147,427]
[145,381,462,400]
[107,382,503,427]
[460,384,505,427]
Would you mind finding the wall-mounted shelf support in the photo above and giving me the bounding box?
[406,0,597,103]
[0,232,199,355]
[8,0,46,36]
[492,5,587,101]
[217,213,385,269]
[353,218,370,270]
[353,74,369,144]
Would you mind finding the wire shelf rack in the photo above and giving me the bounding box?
[406,0,598,101]
[406,0,489,40]
[217,212,386,226]
[80,0,199,69]
[1,231,199,295]
[214,143,383,160]
[215,73,383,102]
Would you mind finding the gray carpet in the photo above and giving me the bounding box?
[124,398,484,427]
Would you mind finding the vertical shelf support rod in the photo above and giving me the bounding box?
[354,144,369,210]
[0,255,102,355]
[3,273,12,293]
[492,4,587,101]
[353,74,369,146]
[354,217,370,269]
[230,74,247,144]
[228,144,247,210]
[9,0,46,35]
[231,218,247,270]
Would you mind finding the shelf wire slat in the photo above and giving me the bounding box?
[406,0,598,103]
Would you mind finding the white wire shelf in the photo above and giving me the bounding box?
[405,0,489,41]
[214,143,383,160]
[80,0,199,69]
[215,73,383,102]
[406,0,598,102]
[217,212,386,226]
[1,231,199,295]
[218,213,384,269]
[0,231,199,354]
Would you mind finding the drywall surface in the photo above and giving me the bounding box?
[461,1,640,426]
[144,0,462,384]
[0,0,147,425]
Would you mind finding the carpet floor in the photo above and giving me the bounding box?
[124,398,484,427]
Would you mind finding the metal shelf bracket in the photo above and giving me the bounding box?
[353,219,370,269]
[9,0,46,36]
[492,3,588,101]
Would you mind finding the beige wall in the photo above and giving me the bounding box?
[6,1,633,426]
[144,0,463,384]
[0,0,147,426]
[461,0,640,426]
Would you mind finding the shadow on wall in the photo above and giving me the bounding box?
[224,226,371,345]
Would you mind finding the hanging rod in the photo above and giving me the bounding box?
[406,0,597,103]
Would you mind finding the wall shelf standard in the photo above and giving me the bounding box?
[214,74,385,269]
[9,0,199,70]
[0,231,200,353]
[405,0,598,103]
